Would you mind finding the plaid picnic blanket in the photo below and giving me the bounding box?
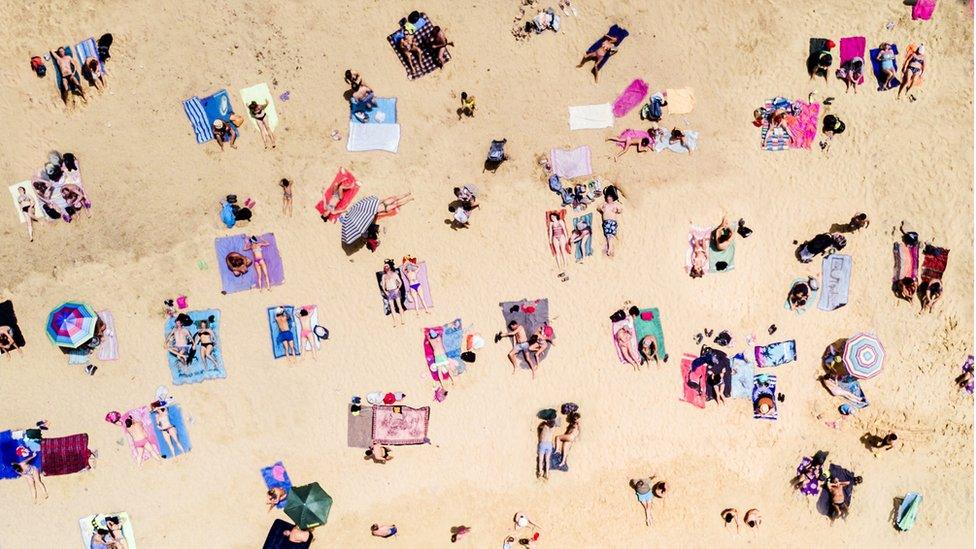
[40,434,92,476]
[387,18,450,80]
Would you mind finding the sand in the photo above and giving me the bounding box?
[0,0,972,547]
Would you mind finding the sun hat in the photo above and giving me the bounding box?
[213,119,225,129]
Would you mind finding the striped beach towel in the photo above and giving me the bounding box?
[74,37,104,74]
[97,310,119,361]
[760,99,790,151]
[340,196,379,244]
[183,96,211,144]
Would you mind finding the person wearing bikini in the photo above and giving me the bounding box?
[16,186,41,242]
[249,100,277,149]
[194,320,219,371]
[244,235,272,291]
[279,178,293,217]
[400,257,430,315]
[121,416,161,466]
[298,307,317,359]
[151,401,186,457]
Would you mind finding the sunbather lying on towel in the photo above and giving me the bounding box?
[152,400,187,456]
[898,44,925,100]
[669,128,693,154]
[211,119,237,151]
[876,43,898,91]
[61,183,91,219]
[615,324,641,371]
[763,108,796,148]
[577,34,619,83]
[54,47,87,102]
[397,19,424,75]
[429,26,454,67]
[427,328,458,389]
[689,233,708,278]
[498,320,536,376]
[607,129,653,160]
[165,316,193,375]
[894,277,918,302]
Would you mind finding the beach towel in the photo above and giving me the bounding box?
[351,96,397,124]
[759,98,790,151]
[823,375,869,409]
[119,406,161,463]
[730,353,755,399]
[261,461,292,509]
[80,513,137,549]
[347,122,401,153]
[0,430,39,479]
[818,254,852,311]
[613,79,649,117]
[707,240,735,272]
[633,308,667,362]
[263,519,312,549]
[901,43,926,87]
[912,0,936,20]
[268,306,301,359]
[795,457,823,496]
[546,209,572,256]
[297,305,321,351]
[241,83,280,131]
[67,346,91,366]
[500,299,552,365]
[315,168,360,222]
[371,405,430,445]
[215,233,285,293]
[377,266,407,315]
[838,37,866,85]
[0,300,26,354]
[784,278,818,314]
[568,104,614,130]
[164,309,226,384]
[387,16,447,80]
[572,213,594,261]
[920,244,949,282]
[183,96,211,143]
[550,146,592,179]
[588,25,629,69]
[422,318,465,380]
[400,261,433,311]
[97,310,119,360]
[9,182,42,224]
[788,101,820,149]
[653,130,699,153]
[897,492,923,531]
[549,451,569,472]
[755,340,797,367]
[150,402,191,459]
[870,45,901,90]
[893,242,919,283]
[817,464,855,516]
[680,354,707,408]
[685,225,711,275]
[347,405,373,448]
[201,89,236,127]
[753,373,778,420]
[40,434,91,476]
[610,317,638,365]
[665,88,694,114]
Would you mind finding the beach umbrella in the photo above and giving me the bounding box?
[339,195,379,244]
[45,302,97,348]
[284,483,333,529]
[842,333,885,379]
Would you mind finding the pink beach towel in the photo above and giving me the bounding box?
[893,243,919,281]
[550,146,593,179]
[685,225,711,274]
[120,406,161,463]
[371,405,430,445]
[912,0,936,20]
[422,325,450,382]
[680,354,707,408]
[612,79,649,118]
[610,318,639,364]
[839,37,866,84]
[787,101,820,150]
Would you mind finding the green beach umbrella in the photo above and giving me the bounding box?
[284,483,333,529]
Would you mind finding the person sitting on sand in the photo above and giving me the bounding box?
[615,324,641,371]
[104,516,128,549]
[211,119,237,151]
[788,277,818,310]
[225,251,252,278]
[707,367,726,404]
[607,128,653,160]
[0,325,23,359]
[848,212,869,231]
[876,43,898,91]
[918,279,943,313]
[827,477,851,520]
[371,524,398,538]
[898,44,925,99]
[267,487,286,511]
[763,107,796,147]
[165,316,193,375]
[397,19,424,74]
[121,416,161,466]
[244,235,272,291]
[450,525,471,543]
[895,277,918,302]
[864,432,898,453]
[630,476,666,526]
[151,401,186,457]
[797,232,846,263]
[429,26,454,67]
[837,56,864,93]
[350,80,376,112]
[809,48,833,83]
[282,527,311,544]
[638,334,660,366]
[274,307,298,363]
[344,69,364,89]
[820,114,846,152]
[513,512,541,531]
[554,412,581,467]
[576,33,618,82]
[193,320,219,371]
[458,91,476,119]
[84,57,107,90]
[60,183,91,219]
[498,320,535,374]
[712,217,734,251]
[537,418,555,479]
[365,444,393,463]
[248,100,277,149]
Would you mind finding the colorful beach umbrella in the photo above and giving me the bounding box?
[284,483,333,529]
[46,302,97,349]
[842,333,885,379]
[339,195,379,244]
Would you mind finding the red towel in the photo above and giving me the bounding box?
[680,354,707,409]
[920,246,949,282]
[40,434,92,476]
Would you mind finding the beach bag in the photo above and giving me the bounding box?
[230,113,245,127]
[609,309,626,323]
[30,56,46,77]
[487,140,506,162]
[641,96,664,121]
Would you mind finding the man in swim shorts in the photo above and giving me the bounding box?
[497,320,534,374]
[275,307,297,363]
[380,261,404,327]
[537,418,555,479]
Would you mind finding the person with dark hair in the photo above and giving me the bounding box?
[537,418,556,478]
[396,18,424,75]
[165,314,193,375]
[365,443,392,463]
[576,32,619,82]
[712,216,735,251]
[848,212,869,231]
[630,476,666,526]
[244,235,272,290]
[837,56,864,93]
[193,320,219,371]
[380,261,404,327]
[458,91,476,118]
[248,99,276,149]
[797,232,846,263]
[54,47,87,103]
[211,119,237,150]
[298,307,317,359]
[744,508,762,529]
[0,325,22,358]
[827,477,851,520]
[371,523,398,538]
[669,127,693,153]
[898,44,925,99]
[344,69,364,89]
[89,527,112,549]
[809,49,833,83]
[119,416,161,466]
[820,114,846,152]
[429,26,454,66]
[721,508,739,531]
[554,412,581,467]
[498,320,533,373]
[598,185,623,257]
[919,279,943,313]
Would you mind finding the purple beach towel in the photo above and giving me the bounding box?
[612,79,649,117]
[215,233,285,293]
[870,45,901,91]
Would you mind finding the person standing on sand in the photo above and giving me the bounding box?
[598,185,622,257]
[536,419,555,479]
[279,179,293,217]
[554,412,581,467]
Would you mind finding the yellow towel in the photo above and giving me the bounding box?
[665,88,695,114]
[240,83,279,131]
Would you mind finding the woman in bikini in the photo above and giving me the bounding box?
[121,416,160,466]
[194,320,219,371]
[547,211,570,271]
[278,178,293,217]
[13,452,48,501]
[607,128,653,161]
[876,43,898,91]
[669,128,693,153]
[400,258,430,315]
[16,186,41,241]
[151,401,186,457]
[554,412,581,467]
[576,33,618,82]
[375,193,414,220]
[322,175,358,220]
[60,183,92,219]
[898,44,925,99]
[248,100,276,149]
[615,325,641,371]
[244,235,272,291]
[397,21,424,75]
[297,307,317,359]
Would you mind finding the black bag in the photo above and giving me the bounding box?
[609,309,626,323]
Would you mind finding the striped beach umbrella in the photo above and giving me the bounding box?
[842,333,885,379]
[46,302,97,348]
[339,195,379,244]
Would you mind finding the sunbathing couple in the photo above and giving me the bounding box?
[380,258,431,327]
[111,403,186,466]
[225,235,273,290]
[345,70,377,117]
[607,127,692,158]
[536,410,581,478]
[497,320,552,379]
[689,217,736,278]
[88,515,128,549]
[165,314,219,376]
[274,306,317,363]
[53,47,107,105]
[614,308,662,371]
[395,12,453,74]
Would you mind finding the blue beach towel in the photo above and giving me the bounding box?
[588,25,629,69]
[150,403,192,458]
[50,45,78,94]
[870,45,901,91]
[896,492,922,531]
[818,254,852,311]
[163,309,226,385]
[755,340,797,367]
[75,37,104,76]
[730,353,755,399]
[183,96,211,144]
[442,318,465,374]
[752,374,778,420]
[351,97,397,124]
[0,430,40,479]
[549,451,569,472]
[573,213,594,260]
[261,461,292,509]
[268,306,301,359]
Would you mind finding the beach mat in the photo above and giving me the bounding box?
[784,277,818,314]
[568,104,613,130]
[422,318,465,379]
[500,299,552,365]
[788,101,820,149]
[183,96,211,143]
[9,182,42,224]
[550,146,592,179]
[839,37,866,85]
[893,242,919,282]
[261,461,292,509]
[97,310,119,360]
[823,375,869,409]
[400,261,433,311]
[896,492,922,531]
[347,405,373,448]
[241,83,280,131]
[653,130,699,153]
[613,79,648,117]
[214,233,285,293]
[316,168,360,222]
[665,88,694,114]
[118,406,161,464]
[164,309,226,384]
[387,16,447,80]
[680,354,707,408]
[633,308,667,361]
[610,317,638,365]
[817,464,855,516]
[0,300,26,354]
[347,122,400,153]
[707,240,735,273]
[150,402,191,459]
[920,244,949,282]
[263,519,312,549]
[588,25,629,69]
[912,0,936,20]
[67,346,91,365]
[755,340,797,367]
[572,213,593,261]
[753,373,778,420]
[75,37,105,79]
[40,434,91,476]
[351,96,397,124]
[80,513,137,549]
[268,306,301,359]
[730,353,755,399]
[371,405,430,445]
[0,430,39,479]
[870,45,901,91]
[818,254,852,311]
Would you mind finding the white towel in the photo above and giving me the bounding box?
[568,104,613,130]
[347,122,401,153]
[8,181,38,223]
[654,131,699,153]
